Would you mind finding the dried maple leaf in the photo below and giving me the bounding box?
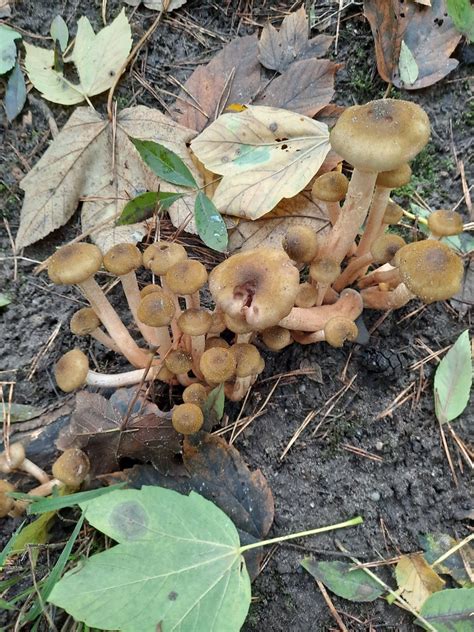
[16,105,202,251]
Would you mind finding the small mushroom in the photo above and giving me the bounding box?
[165,349,194,385]
[309,258,341,306]
[70,308,120,353]
[295,282,318,308]
[165,260,208,309]
[200,347,236,384]
[205,337,230,350]
[0,443,49,484]
[282,226,319,263]
[143,242,187,275]
[54,349,90,392]
[140,283,161,298]
[261,326,293,351]
[311,171,349,225]
[0,480,15,518]
[182,383,208,408]
[428,210,464,239]
[230,343,264,378]
[172,403,204,435]
[361,283,415,310]
[293,316,358,347]
[177,309,212,369]
[137,288,176,328]
[26,449,91,498]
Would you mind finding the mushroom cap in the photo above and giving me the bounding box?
[0,480,15,517]
[209,311,226,334]
[295,282,318,308]
[52,448,90,488]
[209,247,300,330]
[156,364,175,383]
[182,383,209,408]
[371,234,406,264]
[103,243,142,276]
[428,210,464,237]
[324,317,358,348]
[137,289,176,327]
[310,258,341,285]
[230,343,264,378]
[54,349,89,392]
[261,326,292,351]
[200,347,236,384]
[383,200,404,225]
[164,349,193,375]
[143,242,187,275]
[282,226,319,263]
[376,164,412,189]
[48,243,102,285]
[330,99,430,172]
[177,309,213,336]
[70,308,101,335]
[140,284,161,298]
[205,337,230,351]
[172,403,204,435]
[166,260,208,295]
[311,171,349,202]
[0,443,26,472]
[395,240,464,302]
[224,313,254,334]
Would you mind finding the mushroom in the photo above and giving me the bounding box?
[54,348,90,392]
[261,326,293,351]
[165,259,208,309]
[205,337,230,350]
[282,226,319,263]
[292,316,358,347]
[172,403,204,435]
[0,443,49,484]
[177,309,212,370]
[209,248,300,331]
[295,282,318,308]
[164,349,194,386]
[70,308,120,353]
[182,383,208,408]
[25,449,91,498]
[143,242,187,276]
[311,171,349,225]
[137,288,176,328]
[376,200,405,240]
[0,480,15,518]
[309,258,341,306]
[200,347,236,385]
[427,210,464,239]
[361,283,415,310]
[231,343,264,378]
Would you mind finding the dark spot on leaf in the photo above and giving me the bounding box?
[109,70,115,77]
[110,500,148,540]
[269,122,278,132]
[168,591,178,601]
[281,144,288,150]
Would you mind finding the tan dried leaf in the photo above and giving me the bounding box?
[124,0,187,11]
[395,554,445,611]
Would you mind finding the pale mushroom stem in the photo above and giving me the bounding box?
[278,289,363,332]
[161,277,181,341]
[333,252,374,293]
[362,283,415,309]
[90,328,121,354]
[79,277,149,368]
[236,333,253,344]
[19,459,50,484]
[28,479,64,497]
[358,265,401,290]
[326,201,341,225]
[85,365,162,388]
[292,330,326,345]
[315,284,329,307]
[186,293,201,310]
[355,186,391,257]
[227,375,255,402]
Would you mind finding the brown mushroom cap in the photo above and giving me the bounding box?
[230,343,264,378]
[52,448,90,488]
[172,403,204,435]
[103,243,142,276]
[376,164,412,189]
[140,284,161,298]
[224,313,254,334]
[209,247,300,330]
[209,311,226,334]
[143,242,187,275]
[428,210,464,237]
[166,260,208,295]
[156,364,175,383]
[371,234,406,264]
[282,226,319,263]
[178,309,213,336]
[383,200,404,225]
[164,349,193,374]
[137,289,176,327]
[54,349,89,392]
[295,282,318,308]
[324,317,358,348]
[261,326,292,351]
[70,308,101,335]
[0,443,25,472]
[395,240,464,302]
[48,243,103,285]
[309,258,341,285]
[311,171,349,202]
[182,383,209,408]
[0,480,15,517]
[330,99,430,172]
[200,347,237,384]
[205,337,230,351]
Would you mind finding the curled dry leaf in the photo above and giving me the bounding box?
[15,105,201,251]
[124,0,187,11]
[191,105,331,219]
[364,0,462,89]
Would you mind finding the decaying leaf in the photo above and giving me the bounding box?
[191,105,330,219]
[124,0,187,11]
[398,40,419,85]
[16,105,201,251]
[0,24,20,75]
[420,532,474,587]
[4,59,26,122]
[364,0,462,89]
[57,389,181,475]
[395,553,445,610]
[301,559,384,602]
[258,6,333,72]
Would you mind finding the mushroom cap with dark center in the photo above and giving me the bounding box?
[383,200,404,225]
[172,403,204,435]
[310,258,341,285]
[0,480,15,517]
[182,383,208,408]
[311,171,349,202]
[395,240,464,302]
[428,210,464,237]
[295,282,318,308]
[200,347,236,384]
[143,242,187,275]
[164,349,193,375]
[140,284,161,298]
[166,260,208,295]
[52,448,90,487]
[261,326,292,351]
[48,243,103,285]
[376,164,412,189]
[137,289,176,327]
[324,317,359,348]
[282,226,319,263]
[330,99,430,172]
[54,349,89,392]
[178,309,213,336]
[70,308,101,335]
[371,234,406,264]
[103,243,142,276]
[209,247,300,331]
[231,343,264,378]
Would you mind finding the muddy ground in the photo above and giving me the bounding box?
[1,1,473,630]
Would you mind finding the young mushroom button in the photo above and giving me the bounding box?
[54,349,89,393]
[427,210,464,238]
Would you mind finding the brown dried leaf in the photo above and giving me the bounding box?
[395,554,445,610]
[364,0,462,89]
[258,6,333,72]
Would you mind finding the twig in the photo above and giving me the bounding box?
[316,579,348,631]
[430,533,474,571]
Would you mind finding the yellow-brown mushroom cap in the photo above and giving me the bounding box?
[172,403,204,435]
[143,242,187,275]
[103,243,142,276]
[230,343,264,378]
[178,309,213,336]
[310,258,341,285]
[224,313,254,334]
[395,240,464,302]
[70,308,101,335]
[205,337,230,351]
[295,282,318,308]
[140,284,161,298]
[261,326,292,351]
[330,99,430,172]
[52,449,90,487]
[200,347,236,384]
[54,349,89,392]
[0,480,15,517]
[383,200,404,225]
[209,247,300,330]
[428,210,464,237]
[182,383,208,408]
[324,317,359,348]
[209,311,226,334]
[166,260,208,295]
[48,243,102,285]
[311,171,349,202]
[371,234,406,264]
[137,289,176,327]
[282,226,319,263]
[164,349,193,375]
[156,364,175,383]
[376,164,412,189]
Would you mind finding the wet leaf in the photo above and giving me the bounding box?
[258,7,333,72]
[419,532,474,587]
[48,487,252,632]
[203,384,225,430]
[117,190,183,225]
[124,0,187,11]
[301,559,384,602]
[56,389,181,475]
[434,330,472,423]
[0,403,43,423]
[0,24,20,75]
[419,588,474,630]
[398,40,419,85]
[0,292,12,307]
[395,554,445,610]
[364,0,462,89]
[446,0,474,41]
[191,105,330,219]
[131,139,197,188]
[50,15,68,52]
[24,10,132,105]
[194,191,228,252]
[4,60,26,122]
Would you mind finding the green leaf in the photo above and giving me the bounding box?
[131,139,197,188]
[0,24,21,75]
[5,60,26,122]
[446,0,474,42]
[434,330,472,423]
[399,40,419,85]
[10,511,56,557]
[195,191,228,252]
[301,559,384,602]
[418,588,474,630]
[0,521,26,569]
[48,487,251,632]
[24,483,127,515]
[0,403,42,423]
[50,15,69,52]
[117,190,184,225]
[203,384,225,428]
[0,292,12,308]
[420,533,474,587]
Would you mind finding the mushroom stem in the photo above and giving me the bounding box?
[120,272,167,350]
[161,277,181,341]
[0,445,50,484]
[361,283,415,309]
[89,328,121,353]
[326,201,341,225]
[358,265,401,290]
[28,479,64,497]
[186,292,201,310]
[84,365,163,388]
[355,186,391,257]
[226,375,256,402]
[19,459,50,485]
[292,330,326,345]
[333,253,374,292]
[278,289,363,332]
[78,277,149,368]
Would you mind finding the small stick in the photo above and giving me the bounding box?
[316,579,348,632]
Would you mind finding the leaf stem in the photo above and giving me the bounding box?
[239,516,363,554]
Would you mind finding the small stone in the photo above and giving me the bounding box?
[370,491,381,502]
[375,441,384,451]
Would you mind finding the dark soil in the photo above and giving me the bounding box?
[1,1,472,631]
